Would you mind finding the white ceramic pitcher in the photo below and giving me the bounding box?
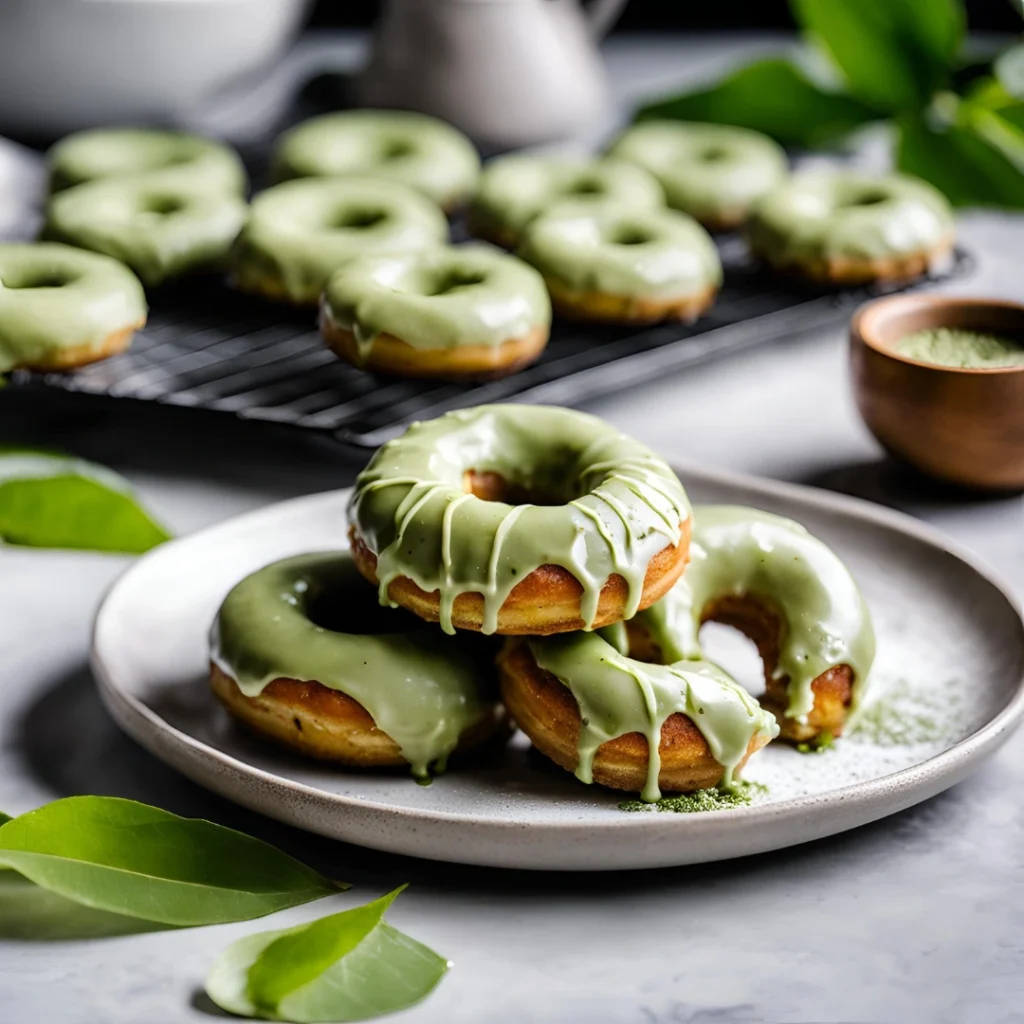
[357,0,628,149]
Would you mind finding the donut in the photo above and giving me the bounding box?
[348,405,691,635]
[630,505,876,743]
[467,154,664,249]
[517,204,722,324]
[210,551,504,778]
[47,128,246,196]
[747,170,955,286]
[45,179,247,287]
[271,110,480,212]
[320,244,551,380]
[232,178,449,305]
[608,121,788,230]
[498,634,778,800]
[0,243,146,372]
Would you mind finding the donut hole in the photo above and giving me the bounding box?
[141,194,187,216]
[1,269,77,289]
[840,189,891,208]
[424,269,487,297]
[608,224,655,246]
[564,177,605,197]
[463,469,566,506]
[379,139,417,162]
[330,206,389,231]
[307,585,423,635]
[697,146,730,163]
[698,621,766,697]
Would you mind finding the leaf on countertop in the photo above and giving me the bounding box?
[791,0,963,112]
[206,886,450,1023]
[0,447,170,553]
[897,110,1024,207]
[635,58,879,148]
[0,796,343,926]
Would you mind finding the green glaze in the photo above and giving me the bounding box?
[469,155,664,246]
[272,110,480,209]
[0,243,146,372]
[210,552,489,778]
[47,128,246,196]
[897,327,1024,368]
[234,178,449,305]
[518,204,722,299]
[747,171,954,265]
[45,178,247,287]
[349,405,690,635]
[322,244,551,360]
[528,633,778,801]
[609,121,787,224]
[629,505,876,722]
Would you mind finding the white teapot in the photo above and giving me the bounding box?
[358,0,628,149]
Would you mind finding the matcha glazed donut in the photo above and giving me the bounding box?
[468,155,664,249]
[0,243,146,372]
[620,505,876,744]
[321,244,552,379]
[233,177,449,305]
[747,170,955,286]
[348,405,692,636]
[45,178,248,287]
[272,110,481,211]
[47,128,247,196]
[609,120,788,230]
[518,204,722,324]
[211,552,504,778]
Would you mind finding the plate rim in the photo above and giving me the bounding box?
[90,460,1024,860]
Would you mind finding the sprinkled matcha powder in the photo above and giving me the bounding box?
[849,677,963,746]
[619,781,768,814]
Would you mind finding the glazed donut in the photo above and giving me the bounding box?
[272,110,480,211]
[626,505,876,743]
[45,178,247,287]
[467,154,664,249]
[47,128,246,196]
[517,204,722,324]
[232,178,449,305]
[498,634,778,800]
[747,171,954,286]
[320,244,551,380]
[608,121,788,230]
[210,552,504,778]
[0,243,146,372]
[348,405,691,635]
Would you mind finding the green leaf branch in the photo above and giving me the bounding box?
[0,448,170,552]
[635,0,1024,207]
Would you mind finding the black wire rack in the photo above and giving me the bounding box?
[10,235,972,450]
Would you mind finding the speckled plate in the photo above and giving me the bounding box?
[91,465,1024,870]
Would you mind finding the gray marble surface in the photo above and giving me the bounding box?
[1,32,1023,1024]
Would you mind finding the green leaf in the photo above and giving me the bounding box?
[635,58,878,147]
[897,111,1024,207]
[0,812,10,825]
[791,0,963,112]
[0,448,170,553]
[206,887,450,1023]
[0,796,342,926]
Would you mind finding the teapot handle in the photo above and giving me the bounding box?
[582,0,628,39]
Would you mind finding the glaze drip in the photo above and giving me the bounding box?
[210,551,488,778]
[528,632,778,801]
[348,405,690,634]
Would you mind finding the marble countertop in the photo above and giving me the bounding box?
[1,32,1023,1024]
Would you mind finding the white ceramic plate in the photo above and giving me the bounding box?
[92,464,1024,871]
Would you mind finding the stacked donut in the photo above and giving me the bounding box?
[6,111,955,380]
[211,404,876,800]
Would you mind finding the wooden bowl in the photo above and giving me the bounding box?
[850,295,1024,490]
